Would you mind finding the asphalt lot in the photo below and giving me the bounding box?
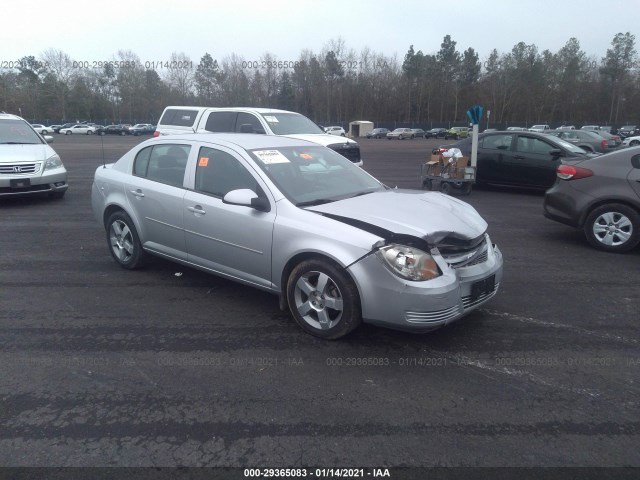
[1,134,639,470]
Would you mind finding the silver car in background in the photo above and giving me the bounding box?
[1,113,68,199]
[91,134,502,339]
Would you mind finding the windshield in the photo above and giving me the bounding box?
[259,112,325,135]
[0,119,45,144]
[249,146,385,206]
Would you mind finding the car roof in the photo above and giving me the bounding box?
[165,105,294,115]
[144,132,322,150]
[0,113,25,121]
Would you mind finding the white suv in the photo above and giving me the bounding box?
[325,126,346,136]
[0,113,68,198]
[528,124,551,132]
[155,107,362,166]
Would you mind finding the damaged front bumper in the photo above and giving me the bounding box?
[347,234,503,332]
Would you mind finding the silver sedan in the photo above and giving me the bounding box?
[91,134,503,339]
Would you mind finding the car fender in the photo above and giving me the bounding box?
[270,203,381,291]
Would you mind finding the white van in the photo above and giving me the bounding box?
[155,106,362,166]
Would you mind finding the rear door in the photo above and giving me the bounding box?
[124,143,192,259]
[476,133,514,184]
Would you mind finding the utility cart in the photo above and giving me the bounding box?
[420,155,475,196]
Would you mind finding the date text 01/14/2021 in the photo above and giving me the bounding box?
[243,468,391,477]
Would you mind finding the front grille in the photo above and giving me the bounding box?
[438,234,488,269]
[328,143,361,163]
[0,163,41,175]
[405,304,462,325]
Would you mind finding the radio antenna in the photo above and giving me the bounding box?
[100,129,106,168]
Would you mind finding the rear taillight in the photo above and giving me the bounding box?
[153,131,160,137]
[432,148,448,154]
[601,139,607,150]
[557,165,594,180]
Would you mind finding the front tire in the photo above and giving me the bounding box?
[286,258,361,339]
[584,204,640,253]
[630,140,639,146]
[106,211,146,269]
[65,131,71,135]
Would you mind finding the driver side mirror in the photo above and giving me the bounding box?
[549,149,563,158]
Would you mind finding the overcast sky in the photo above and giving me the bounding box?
[3,0,638,68]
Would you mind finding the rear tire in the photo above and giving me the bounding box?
[630,140,640,146]
[439,181,451,194]
[583,204,640,253]
[106,211,147,269]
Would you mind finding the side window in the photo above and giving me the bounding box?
[481,134,513,150]
[235,112,266,134]
[204,112,237,132]
[159,108,199,127]
[517,136,554,155]
[195,146,259,198]
[145,144,191,187]
[133,146,152,177]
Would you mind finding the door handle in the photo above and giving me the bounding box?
[188,205,206,214]
[130,189,144,198]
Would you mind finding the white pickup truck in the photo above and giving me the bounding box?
[155,106,362,166]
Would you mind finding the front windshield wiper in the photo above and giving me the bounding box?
[0,142,39,145]
[348,190,377,199]
[296,198,337,207]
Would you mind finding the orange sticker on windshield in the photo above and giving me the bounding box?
[300,153,313,159]
[198,157,209,167]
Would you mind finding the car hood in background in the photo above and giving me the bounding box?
[0,144,55,163]
[284,134,358,146]
[307,189,487,244]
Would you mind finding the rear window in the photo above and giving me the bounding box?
[159,109,199,127]
[204,111,237,132]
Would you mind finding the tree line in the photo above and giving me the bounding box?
[0,34,637,129]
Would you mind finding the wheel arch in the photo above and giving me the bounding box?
[578,198,640,228]
[278,251,362,311]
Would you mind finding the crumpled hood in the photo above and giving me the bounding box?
[283,134,358,147]
[0,144,55,163]
[307,189,487,244]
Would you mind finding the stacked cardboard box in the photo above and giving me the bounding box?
[426,154,469,179]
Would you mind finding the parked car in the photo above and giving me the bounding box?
[411,128,426,138]
[92,133,502,339]
[424,128,448,138]
[529,125,551,133]
[31,124,53,135]
[599,126,613,134]
[444,126,470,139]
[543,147,640,253]
[156,106,363,167]
[59,124,96,135]
[506,127,527,131]
[557,125,576,130]
[0,113,68,199]
[96,124,130,136]
[437,131,597,189]
[387,128,414,140]
[594,130,622,148]
[546,129,610,153]
[622,135,640,147]
[366,128,390,139]
[129,124,156,136]
[53,123,75,134]
[618,125,640,138]
[325,126,346,136]
[580,125,601,131]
